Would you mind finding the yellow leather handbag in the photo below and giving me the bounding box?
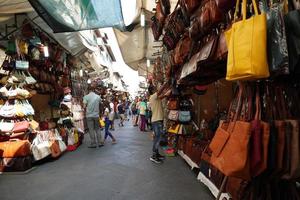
[168,124,181,134]
[225,0,270,81]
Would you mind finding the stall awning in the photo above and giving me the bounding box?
[28,0,141,33]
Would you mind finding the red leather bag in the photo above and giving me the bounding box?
[0,140,31,158]
[167,99,179,110]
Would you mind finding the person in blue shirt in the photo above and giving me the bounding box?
[103,109,117,144]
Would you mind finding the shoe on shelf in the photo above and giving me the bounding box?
[150,156,163,164]
[156,153,166,160]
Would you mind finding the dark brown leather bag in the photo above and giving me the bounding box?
[275,120,286,174]
[160,0,171,16]
[197,35,219,66]
[155,2,166,25]
[215,30,228,62]
[174,33,193,65]
[282,120,300,179]
[180,0,202,20]
[215,0,235,12]
[189,0,224,40]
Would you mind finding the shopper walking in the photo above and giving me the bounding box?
[118,101,125,127]
[103,110,117,144]
[131,98,138,126]
[83,85,103,148]
[109,100,115,131]
[139,99,147,132]
[148,85,165,163]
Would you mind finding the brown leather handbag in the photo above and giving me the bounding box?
[50,140,61,158]
[155,2,166,25]
[174,33,192,65]
[0,139,31,158]
[215,30,228,62]
[282,120,300,179]
[215,0,235,12]
[275,120,286,174]
[167,99,179,110]
[180,0,202,20]
[209,84,252,180]
[160,0,171,16]
[189,0,224,40]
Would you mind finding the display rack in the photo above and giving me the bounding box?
[178,150,199,169]
[197,172,231,200]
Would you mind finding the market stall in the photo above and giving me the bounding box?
[150,0,300,199]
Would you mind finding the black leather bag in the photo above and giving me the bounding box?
[284,6,300,74]
[262,1,289,75]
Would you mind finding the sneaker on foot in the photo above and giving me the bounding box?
[150,156,162,164]
[112,140,117,144]
[156,153,166,160]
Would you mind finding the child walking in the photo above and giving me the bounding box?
[103,111,117,144]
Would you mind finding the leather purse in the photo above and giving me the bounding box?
[13,121,30,133]
[189,0,224,40]
[274,120,286,174]
[155,1,166,25]
[167,99,179,110]
[215,0,235,12]
[160,0,171,16]
[225,0,270,81]
[282,120,300,179]
[174,33,193,65]
[168,110,179,121]
[0,139,31,158]
[215,30,228,62]
[168,124,181,134]
[180,0,202,20]
[179,99,193,111]
[151,16,163,41]
[179,111,191,123]
[50,140,61,158]
[284,7,300,74]
[209,84,251,180]
[261,1,289,76]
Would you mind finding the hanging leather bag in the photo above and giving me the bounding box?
[167,99,179,110]
[209,84,252,180]
[261,0,289,75]
[168,110,179,121]
[189,0,224,41]
[284,3,300,74]
[180,0,202,20]
[160,0,171,16]
[225,0,270,81]
[174,33,193,65]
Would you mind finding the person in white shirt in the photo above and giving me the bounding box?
[83,86,103,148]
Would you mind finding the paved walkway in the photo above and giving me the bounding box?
[0,121,213,200]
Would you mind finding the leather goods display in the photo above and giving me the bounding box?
[179,111,191,123]
[189,0,223,40]
[168,110,179,121]
[0,156,32,172]
[0,120,14,133]
[226,0,270,81]
[0,139,31,158]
